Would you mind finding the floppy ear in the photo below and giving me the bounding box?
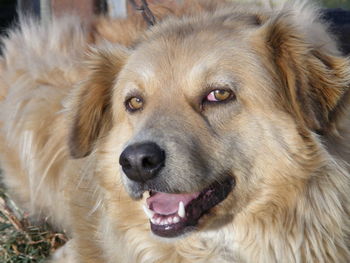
[254,12,350,134]
[69,46,129,158]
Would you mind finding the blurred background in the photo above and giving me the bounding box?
[0,0,349,35]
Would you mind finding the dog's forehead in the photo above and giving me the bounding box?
[126,50,223,82]
[122,29,251,92]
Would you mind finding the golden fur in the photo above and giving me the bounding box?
[0,1,349,262]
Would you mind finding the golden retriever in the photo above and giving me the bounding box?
[0,1,349,262]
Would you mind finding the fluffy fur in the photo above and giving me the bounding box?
[0,1,349,262]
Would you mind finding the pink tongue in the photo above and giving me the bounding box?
[147,192,200,215]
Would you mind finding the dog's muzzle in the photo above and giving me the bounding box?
[119,141,234,238]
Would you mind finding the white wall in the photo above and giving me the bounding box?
[107,0,127,18]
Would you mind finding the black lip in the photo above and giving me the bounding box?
[150,176,235,238]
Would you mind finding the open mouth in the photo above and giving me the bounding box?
[142,177,234,238]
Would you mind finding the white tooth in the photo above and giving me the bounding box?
[173,216,180,223]
[156,218,161,225]
[168,217,173,224]
[142,205,155,220]
[151,218,156,224]
[178,201,185,218]
[161,220,167,225]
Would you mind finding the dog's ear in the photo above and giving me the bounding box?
[253,12,350,134]
[69,46,129,158]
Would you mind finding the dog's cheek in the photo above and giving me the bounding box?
[215,112,301,202]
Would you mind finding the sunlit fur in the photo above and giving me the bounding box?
[0,1,349,262]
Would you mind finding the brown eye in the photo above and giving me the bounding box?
[206,89,233,102]
[126,97,143,112]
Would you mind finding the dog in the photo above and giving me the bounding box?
[0,0,349,262]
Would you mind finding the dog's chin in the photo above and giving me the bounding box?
[140,177,235,238]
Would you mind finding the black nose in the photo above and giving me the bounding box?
[119,142,165,182]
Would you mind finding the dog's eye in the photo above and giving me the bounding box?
[126,97,144,112]
[206,89,233,102]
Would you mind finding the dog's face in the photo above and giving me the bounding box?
[112,20,297,238]
[69,11,350,239]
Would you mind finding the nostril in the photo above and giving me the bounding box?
[120,157,132,170]
[143,149,165,169]
[141,150,165,170]
[142,156,154,169]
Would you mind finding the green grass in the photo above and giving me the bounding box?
[0,183,67,263]
[321,0,350,9]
